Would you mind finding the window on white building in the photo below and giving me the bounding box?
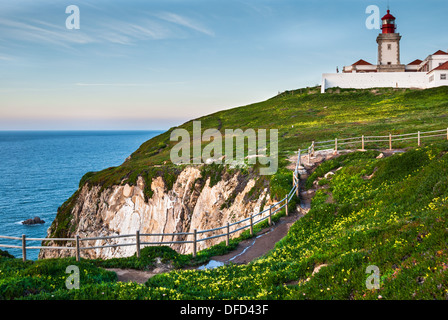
[441,74,447,80]
[388,44,392,50]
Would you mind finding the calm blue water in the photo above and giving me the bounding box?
[0,131,163,260]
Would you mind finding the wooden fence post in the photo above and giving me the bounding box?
[307,148,311,165]
[298,149,302,168]
[226,222,230,246]
[293,174,296,190]
[418,131,421,146]
[446,128,448,141]
[389,134,392,151]
[136,230,141,259]
[334,138,338,154]
[268,207,272,226]
[285,197,289,217]
[361,135,365,151]
[193,229,197,258]
[22,234,26,262]
[75,235,80,262]
[250,215,253,236]
[296,173,299,198]
[311,141,315,156]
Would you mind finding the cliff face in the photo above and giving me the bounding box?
[39,166,272,260]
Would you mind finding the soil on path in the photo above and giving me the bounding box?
[208,210,305,265]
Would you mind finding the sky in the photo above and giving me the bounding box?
[0,0,447,130]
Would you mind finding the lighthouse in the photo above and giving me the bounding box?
[377,9,405,72]
[320,7,448,93]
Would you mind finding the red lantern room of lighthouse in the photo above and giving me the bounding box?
[376,9,404,72]
[381,10,396,34]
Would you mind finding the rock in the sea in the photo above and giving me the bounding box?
[22,217,45,225]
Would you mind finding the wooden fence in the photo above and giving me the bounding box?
[2,127,447,262]
[312,128,448,154]
[0,150,303,262]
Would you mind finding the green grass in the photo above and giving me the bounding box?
[3,141,448,300]
[142,142,448,300]
[5,86,448,300]
[305,150,381,189]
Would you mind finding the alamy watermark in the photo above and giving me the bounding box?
[65,265,80,290]
[66,5,80,30]
[170,121,278,175]
[365,5,382,30]
[366,265,381,290]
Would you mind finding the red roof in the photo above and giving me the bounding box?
[432,61,448,71]
[352,59,373,66]
[433,50,448,55]
[382,10,396,20]
[408,59,423,66]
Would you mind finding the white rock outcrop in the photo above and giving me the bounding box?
[39,166,272,260]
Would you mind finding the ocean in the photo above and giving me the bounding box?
[0,130,163,260]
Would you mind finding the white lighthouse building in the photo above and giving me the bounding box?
[321,9,448,93]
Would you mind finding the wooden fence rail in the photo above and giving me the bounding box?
[313,128,448,153]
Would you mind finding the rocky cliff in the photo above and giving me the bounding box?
[39,166,273,260]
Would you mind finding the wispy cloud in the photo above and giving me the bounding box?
[75,81,187,87]
[0,55,13,61]
[95,18,173,45]
[75,83,153,87]
[241,1,274,16]
[156,12,215,37]
[0,10,214,50]
[0,18,95,49]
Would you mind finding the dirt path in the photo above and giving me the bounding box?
[206,211,305,266]
[198,151,340,268]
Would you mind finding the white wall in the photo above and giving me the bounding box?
[321,72,428,93]
[428,55,448,71]
[428,70,448,88]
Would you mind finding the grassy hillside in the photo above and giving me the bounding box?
[2,141,448,300]
[2,86,448,300]
[48,86,448,239]
[80,86,448,190]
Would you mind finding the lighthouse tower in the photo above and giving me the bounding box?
[377,9,405,72]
